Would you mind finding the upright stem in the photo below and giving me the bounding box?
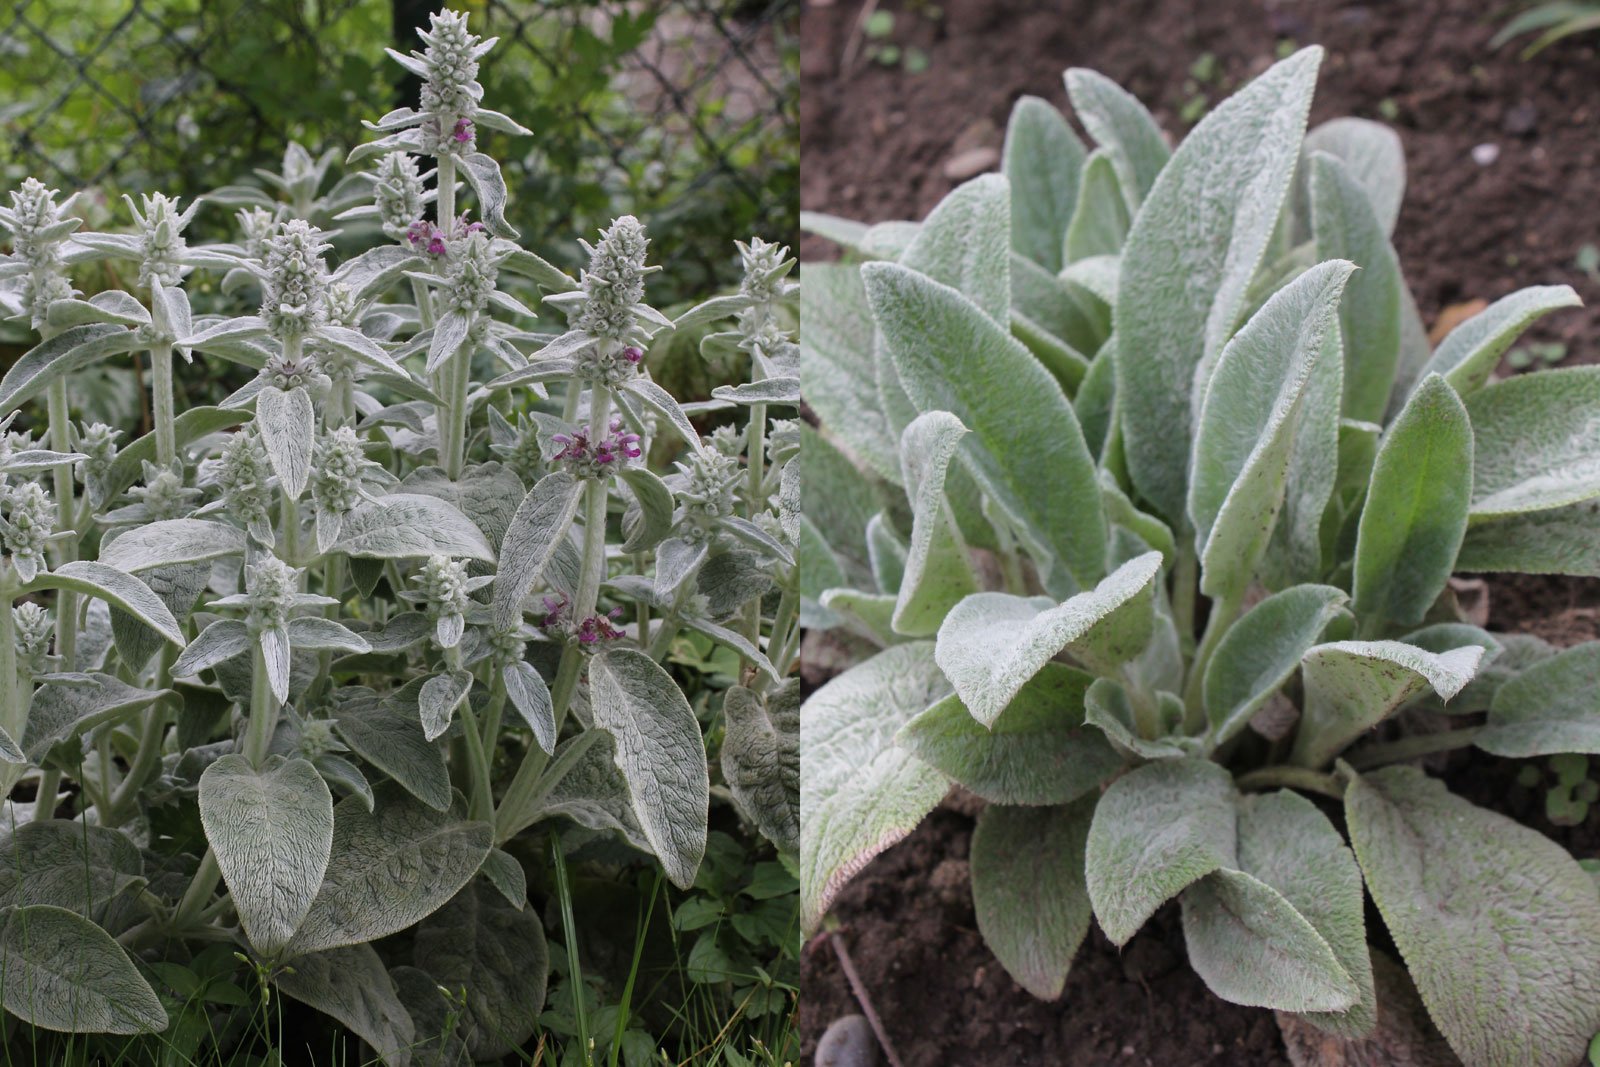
[1172,542,1197,647]
[31,769,60,821]
[47,378,77,667]
[150,342,176,468]
[1182,590,1242,724]
[572,387,613,624]
[0,578,16,742]
[492,643,579,841]
[243,643,278,766]
[459,699,495,822]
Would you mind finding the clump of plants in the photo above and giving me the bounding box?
[0,7,798,1063]
[802,48,1600,1067]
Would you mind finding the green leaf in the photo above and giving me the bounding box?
[102,406,246,504]
[414,880,547,1059]
[502,660,555,754]
[0,904,165,1034]
[459,151,516,238]
[255,385,314,500]
[333,689,452,812]
[1002,96,1085,272]
[898,663,1121,805]
[1205,585,1349,745]
[1308,151,1403,424]
[1082,677,1193,760]
[1478,642,1600,757]
[22,674,169,764]
[1303,117,1405,237]
[419,670,473,742]
[0,821,143,920]
[0,325,142,413]
[1064,68,1170,212]
[1065,150,1131,262]
[971,799,1096,999]
[491,472,584,629]
[273,942,414,1063]
[1457,499,1600,576]
[1117,47,1322,523]
[721,681,800,855]
[800,642,949,933]
[1466,366,1600,519]
[1181,868,1356,1012]
[1347,766,1600,1067]
[24,562,184,648]
[199,754,333,956]
[618,466,675,553]
[800,424,887,588]
[899,174,1010,324]
[336,492,496,562]
[589,648,709,889]
[864,261,1105,591]
[799,265,900,485]
[288,785,491,956]
[934,551,1161,727]
[1189,259,1354,602]
[1417,285,1582,396]
[1351,374,1473,628]
[891,412,978,636]
[98,519,246,572]
[1289,640,1484,768]
[1085,758,1237,946]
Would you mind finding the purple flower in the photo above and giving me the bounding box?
[406,219,430,247]
[452,118,474,144]
[623,346,644,365]
[541,594,568,628]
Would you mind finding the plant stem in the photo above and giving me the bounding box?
[107,693,172,822]
[243,642,278,766]
[1235,765,1345,799]
[150,341,176,467]
[458,698,495,822]
[172,850,222,931]
[492,644,578,841]
[1182,589,1241,724]
[46,377,78,668]
[1172,542,1197,644]
[32,769,59,821]
[1345,727,1483,771]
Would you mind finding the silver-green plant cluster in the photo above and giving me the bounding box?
[801,48,1600,1067]
[0,8,799,1060]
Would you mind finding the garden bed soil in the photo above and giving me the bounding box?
[799,0,1600,1063]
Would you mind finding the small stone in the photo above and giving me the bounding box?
[815,1014,879,1067]
[944,146,1000,181]
[1503,101,1538,136]
[1471,142,1500,166]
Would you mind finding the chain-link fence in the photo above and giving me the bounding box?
[0,0,798,299]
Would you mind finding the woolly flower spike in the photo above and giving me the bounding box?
[373,153,429,239]
[442,229,499,316]
[576,215,652,344]
[260,219,332,341]
[489,411,546,486]
[237,207,279,261]
[263,346,329,396]
[212,427,274,543]
[296,717,344,761]
[408,553,490,650]
[0,178,77,328]
[1,481,53,582]
[310,427,389,552]
[415,9,487,155]
[121,462,200,524]
[674,446,740,544]
[74,421,122,508]
[126,192,199,289]
[737,236,794,306]
[551,417,642,480]
[241,557,300,633]
[13,602,52,673]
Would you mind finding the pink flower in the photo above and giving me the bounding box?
[623,346,644,365]
[452,118,474,144]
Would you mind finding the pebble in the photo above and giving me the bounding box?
[1471,142,1500,166]
[1504,101,1539,135]
[815,1014,879,1067]
[944,146,1000,181]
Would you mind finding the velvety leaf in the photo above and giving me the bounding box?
[721,681,800,855]
[491,472,583,629]
[1002,95,1084,272]
[1205,585,1348,745]
[199,754,333,956]
[273,942,414,1063]
[24,562,184,647]
[98,519,246,572]
[1351,374,1473,628]
[1085,758,1237,945]
[800,642,950,933]
[1303,117,1405,236]
[1457,499,1600,576]
[935,551,1161,727]
[1064,68,1170,211]
[256,385,314,500]
[333,693,452,812]
[1065,149,1131,261]
[900,174,1010,323]
[502,660,555,754]
[0,905,165,1035]
[972,799,1096,999]
[458,151,516,238]
[1289,640,1484,768]
[23,674,168,764]
[1418,284,1581,396]
[588,649,709,889]
[1189,260,1354,602]
[1478,642,1600,756]
[898,663,1120,806]
[0,324,142,413]
[0,821,143,920]
[891,411,978,636]
[419,670,473,742]
[1082,678,1193,760]
[863,261,1105,592]
[1347,766,1600,1067]
[1465,366,1600,519]
[523,731,649,849]
[618,466,674,553]
[288,785,492,955]
[799,264,900,485]
[414,880,546,1059]
[1118,48,1322,523]
[337,492,496,562]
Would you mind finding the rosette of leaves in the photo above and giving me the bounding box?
[0,5,797,1059]
[802,48,1600,1067]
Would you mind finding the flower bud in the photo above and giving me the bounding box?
[244,557,300,632]
[13,602,51,673]
[127,192,196,289]
[260,219,331,341]
[373,153,428,239]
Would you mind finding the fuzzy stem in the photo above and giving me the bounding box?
[172,850,222,931]
[151,342,176,467]
[492,644,578,841]
[1172,543,1197,646]
[1235,765,1345,800]
[1344,727,1483,772]
[1183,589,1242,724]
[458,698,495,822]
[46,377,78,668]
[31,769,59,821]
[243,642,278,766]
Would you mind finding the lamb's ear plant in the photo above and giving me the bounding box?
[0,6,798,1058]
[801,48,1600,1067]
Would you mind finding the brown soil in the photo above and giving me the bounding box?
[800,0,1600,1063]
